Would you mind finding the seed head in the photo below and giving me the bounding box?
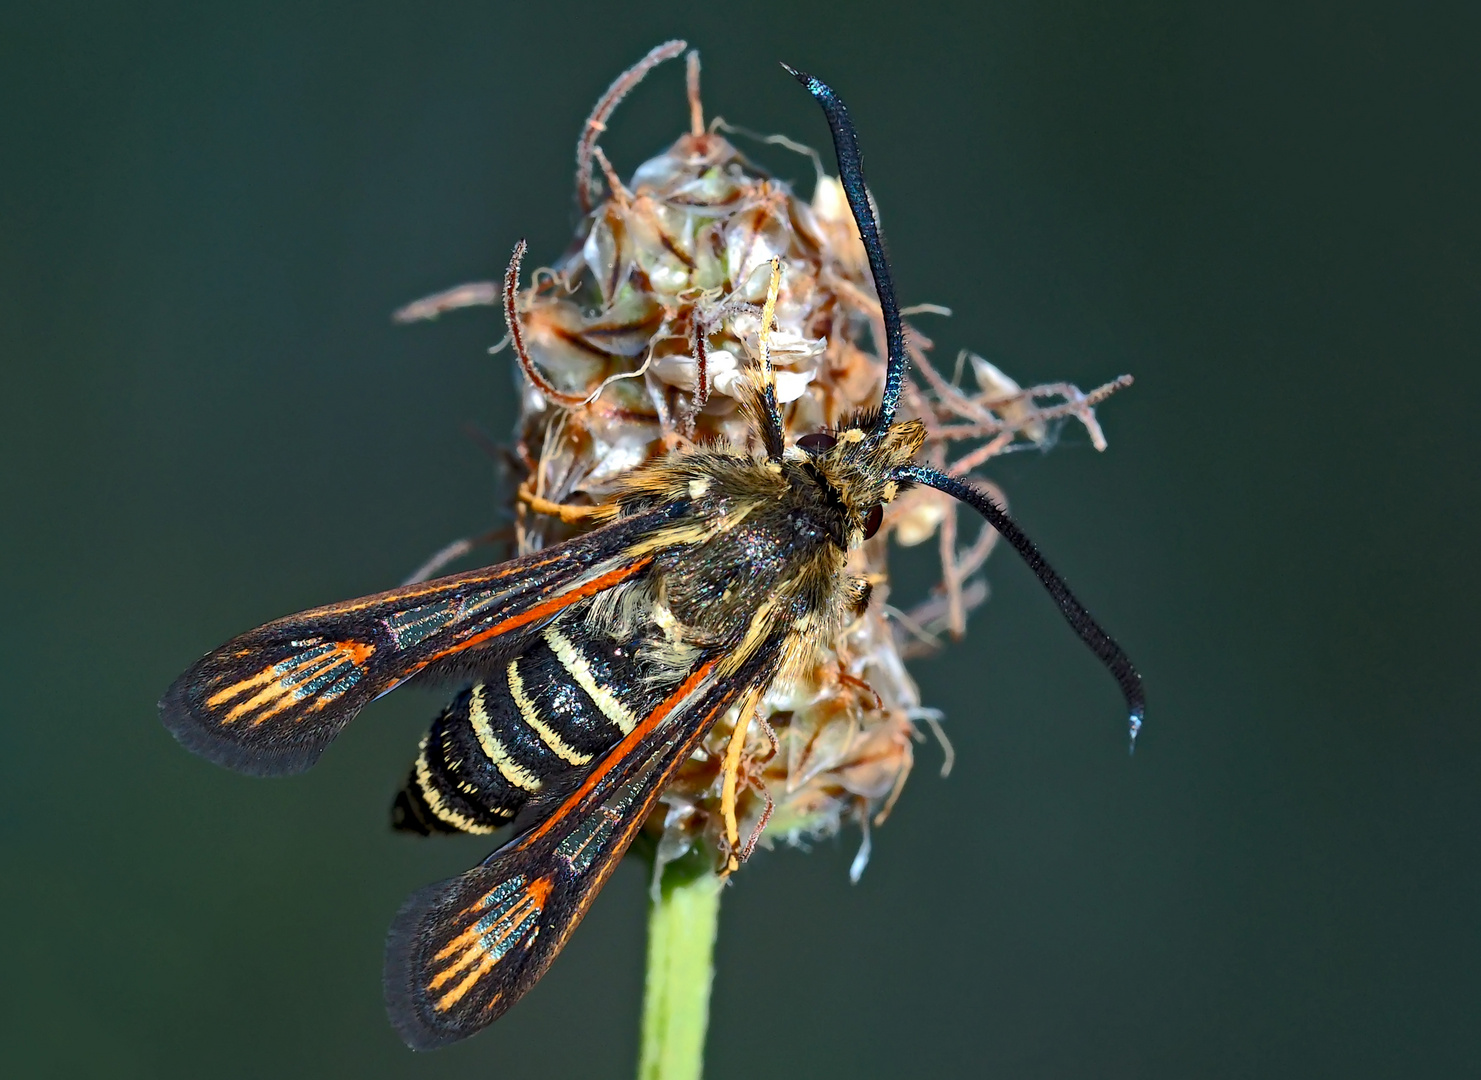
[398,44,1130,882]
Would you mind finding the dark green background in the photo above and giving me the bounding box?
[3,2,1476,1076]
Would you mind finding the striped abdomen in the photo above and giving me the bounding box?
[392,622,668,836]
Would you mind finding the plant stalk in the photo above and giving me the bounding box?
[637,860,724,1080]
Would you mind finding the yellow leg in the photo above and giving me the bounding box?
[718,688,763,873]
[516,479,619,524]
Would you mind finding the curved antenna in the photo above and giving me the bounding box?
[783,64,908,429]
[893,464,1145,750]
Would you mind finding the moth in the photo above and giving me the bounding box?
[161,66,1144,1050]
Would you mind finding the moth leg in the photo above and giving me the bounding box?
[516,479,620,525]
[738,771,775,862]
[753,709,779,760]
[719,686,765,873]
[737,709,779,861]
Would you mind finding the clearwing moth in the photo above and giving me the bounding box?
[161,61,1143,1050]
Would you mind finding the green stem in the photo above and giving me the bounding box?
[637,858,724,1080]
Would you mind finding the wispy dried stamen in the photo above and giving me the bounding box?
[712,119,827,183]
[591,146,632,205]
[939,500,965,638]
[576,39,687,212]
[686,50,704,138]
[393,281,498,324]
[947,432,1016,476]
[504,240,590,408]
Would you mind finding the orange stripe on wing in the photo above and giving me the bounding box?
[204,666,278,709]
[208,640,376,725]
[422,558,652,666]
[432,876,555,973]
[522,656,721,847]
[312,550,575,616]
[427,876,556,1012]
[433,955,498,1014]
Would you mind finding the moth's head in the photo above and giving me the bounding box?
[786,418,926,548]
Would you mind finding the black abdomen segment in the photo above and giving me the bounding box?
[392,625,664,836]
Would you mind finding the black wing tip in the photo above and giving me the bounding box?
[383,878,473,1052]
[157,672,322,778]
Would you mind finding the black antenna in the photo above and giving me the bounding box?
[894,464,1145,750]
[783,65,908,429]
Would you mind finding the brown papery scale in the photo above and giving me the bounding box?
[397,43,1132,884]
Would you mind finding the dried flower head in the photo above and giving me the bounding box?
[398,42,1130,883]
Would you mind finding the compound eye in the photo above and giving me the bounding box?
[862,504,884,540]
[797,431,838,453]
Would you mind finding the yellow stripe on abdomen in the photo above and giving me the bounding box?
[543,626,637,735]
[414,737,498,834]
[505,661,594,766]
[467,684,544,792]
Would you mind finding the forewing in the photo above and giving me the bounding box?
[384,640,784,1050]
[160,506,678,776]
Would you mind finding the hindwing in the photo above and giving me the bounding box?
[384,634,788,1049]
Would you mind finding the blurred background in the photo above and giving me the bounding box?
[2,2,1477,1076]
